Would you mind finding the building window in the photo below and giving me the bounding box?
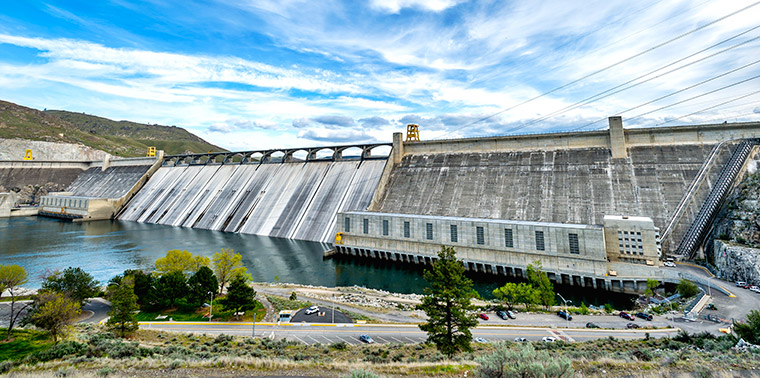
[476,226,485,245]
[450,225,458,242]
[363,218,369,234]
[568,233,579,254]
[504,228,514,248]
[382,220,389,236]
[403,221,410,238]
[535,230,545,251]
[426,223,433,240]
[344,217,350,233]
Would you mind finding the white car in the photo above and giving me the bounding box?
[474,337,488,343]
[514,337,528,342]
[304,305,319,315]
[542,336,557,342]
[663,261,676,267]
[750,286,760,293]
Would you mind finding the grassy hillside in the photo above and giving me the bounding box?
[0,100,225,157]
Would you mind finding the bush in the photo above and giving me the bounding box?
[604,303,613,313]
[32,341,87,362]
[345,369,382,378]
[473,343,573,378]
[677,279,699,298]
[290,291,298,300]
[330,341,348,350]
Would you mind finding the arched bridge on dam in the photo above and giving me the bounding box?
[162,143,393,166]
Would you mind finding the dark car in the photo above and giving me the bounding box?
[627,322,640,329]
[479,313,489,320]
[586,322,600,328]
[557,310,572,321]
[635,312,653,321]
[619,311,635,321]
[496,311,508,320]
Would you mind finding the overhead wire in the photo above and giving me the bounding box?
[433,0,760,140]
[653,90,760,126]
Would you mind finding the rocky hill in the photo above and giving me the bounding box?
[0,100,224,157]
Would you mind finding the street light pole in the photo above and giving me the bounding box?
[252,293,256,338]
[332,294,335,324]
[557,293,570,329]
[208,291,214,322]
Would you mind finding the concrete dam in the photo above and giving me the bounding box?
[119,159,386,243]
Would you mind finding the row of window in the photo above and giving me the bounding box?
[345,217,580,254]
[42,197,87,209]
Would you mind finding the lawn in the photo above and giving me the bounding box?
[0,328,53,361]
[136,301,265,322]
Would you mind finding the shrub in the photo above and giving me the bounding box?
[33,341,88,362]
[330,341,348,350]
[97,367,114,376]
[290,291,298,300]
[345,369,382,378]
[473,343,573,378]
[604,303,613,313]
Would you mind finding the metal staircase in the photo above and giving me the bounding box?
[676,139,759,258]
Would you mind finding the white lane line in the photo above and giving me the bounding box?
[306,335,321,345]
[390,336,403,343]
[293,335,307,344]
[373,336,390,344]
[320,335,332,344]
[403,336,417,343]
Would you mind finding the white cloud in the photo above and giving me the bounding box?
[370,0,467,13]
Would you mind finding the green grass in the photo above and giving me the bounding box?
[0,328,53,361]
[136,301,265,322]
[265,295,313,314]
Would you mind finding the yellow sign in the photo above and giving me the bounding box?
[23,149,33,160]
[147,146,156,157]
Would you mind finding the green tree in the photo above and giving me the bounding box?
[187,267,218,306]
[493,282,536,311]
[417,246,479,357]
[0,264,30,339]
[124,269,155,307]
[473,343,574,378]
[515,283,538,311]
[219,274,256,320]
[156,270,188,307]
[645,279,660,297]
[735,309,760,344]
[106,277,139,338]
[212,248,248,295]
[677,279,699,298]
[527,261,554,309]
[41,267,99,307]
[29,291,81,344]
[155,249,210,275]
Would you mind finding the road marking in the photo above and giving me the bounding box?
[390,336,403,343]
[403,336,417,343]
[293,335,306,344]
[374,336,390,344]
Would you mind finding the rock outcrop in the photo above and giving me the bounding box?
[714,240,760,285]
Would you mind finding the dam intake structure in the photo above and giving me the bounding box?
[118,143,391,243]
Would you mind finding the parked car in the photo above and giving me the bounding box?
[627,323,640,329]
[496,311,508,320]
[586,322,600,328]
[635,312,653,321]
[663,261,676,267]
[557,310,572,321]
[736,281,747,287]
[507,310,517,319]
[542,336,557,342]
[619,311,635,321]
[750,286,760,293]
[479,313,489,320]
[474,337,488,343]
[359,334,374,344]
[514,337,528,342]
[305,305,320,315]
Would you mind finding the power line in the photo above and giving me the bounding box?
[435,0,760,139]
[655,90,760,126]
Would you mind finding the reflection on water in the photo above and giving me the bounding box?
[0,217,633,308]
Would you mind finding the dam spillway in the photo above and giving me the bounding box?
[119,159,386,243]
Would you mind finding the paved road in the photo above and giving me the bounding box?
[290,307,352,323]
[141,322,680,345]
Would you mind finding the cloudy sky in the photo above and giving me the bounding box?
[1,0,759,150]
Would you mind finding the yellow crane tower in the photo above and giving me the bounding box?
[406,124,420,141]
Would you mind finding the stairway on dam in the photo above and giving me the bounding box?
[118,159,385,243]
[375,144,738,252]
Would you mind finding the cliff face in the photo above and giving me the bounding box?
[711,160,760,284]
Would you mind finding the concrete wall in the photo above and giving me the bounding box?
[0,139,107,161]
[375,144,734,253]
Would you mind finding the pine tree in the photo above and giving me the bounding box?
[417,246,478,357]
[106,277,139,337]
[187,266,218,306]
[219,274,256,320]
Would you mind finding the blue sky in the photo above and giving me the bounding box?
[1,0,759,150]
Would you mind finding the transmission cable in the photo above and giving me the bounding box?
[434,0,760,139]
[654,90,760,126]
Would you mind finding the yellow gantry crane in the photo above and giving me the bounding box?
[406,124,420,141]
[23,149,33,160]
[146,146,157,157]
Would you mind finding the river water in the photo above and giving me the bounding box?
[0,216,634,307]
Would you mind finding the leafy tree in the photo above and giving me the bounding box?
[515,283,538,311]
[41,267,99,307]
[106,277,139,338]
[187,267,218,306]
[155,249,210,275]
[735,309,760,344]
[124,269,155,307]
[677,279,699,298]
[0,264,30,339]
[212,248,248,295]
[156,270,188,307]
[29,291,81,344]
[417,246,479,357]
[493,282,536,311]
[219,274,256,320]
[473,343,574,378]
[645,279,660,297]
[527,261,554,309]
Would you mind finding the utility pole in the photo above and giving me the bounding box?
[332,294,335,324]
[252,293,256,338]
[208,291,214,322]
